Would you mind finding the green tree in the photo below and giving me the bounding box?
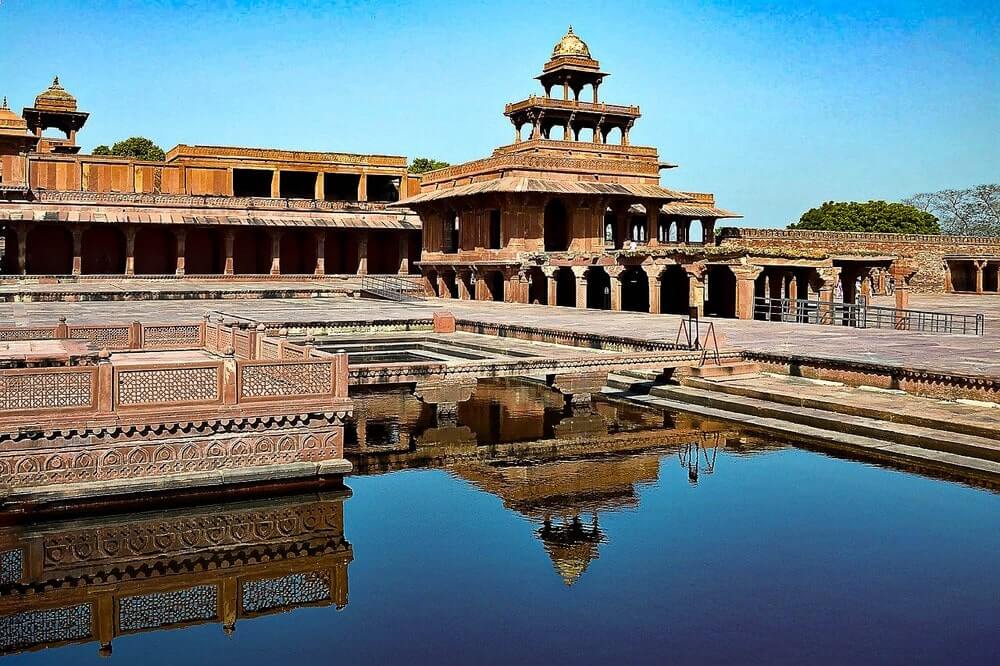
[904,184,999,236]
[789,201,940,234]
[91,136,166,161]
[409,157,450,174]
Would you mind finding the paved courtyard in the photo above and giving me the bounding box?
[1,292,997,379]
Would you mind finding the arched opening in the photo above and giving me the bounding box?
[628,215,647,243]
[577,127,595,142]
[527,267,547,305]
[549,125,566,141]
[1,227,18,274]
[555,267,576,307]
[543,199,570,252]
[621,266,649,312]
[279,229,316,275]
[657,215,673,243]
[586,266,611,310]
[133,227,176,275]
[706,266,737,318]
[81,226,125,274]
[603,211,616,248]
[484,270,505,302]
[185,227,225,274]
[367,231,402,274]
[424,269,440,297]
[688,219,704,244]
[659,266,691,315]
[442,269,458,299]
[233,228,272,275]
[604,127,623,145]
[324,231,356,274]
[518,123,535,142]
[26,225,72,275]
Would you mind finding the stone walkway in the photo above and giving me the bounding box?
[1,292,996,379]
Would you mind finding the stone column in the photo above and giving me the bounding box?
[703,219,717,245]
[357,231,368,275]
[608,267,623,311]
[270,170,280,198]
[890,261,916,319]
[648,273,662,314]
[975,260,986,294]
[788,274,799,320]
[572,266,588,309]
[731,266,763,320]
[17,224,28,275]
[678,219,690,244]
[645,203,659,248]
[175,229,186,276]
[124,227,136,276]
[398,235,409,275]
[357,174,368,202]
[943,261,953,293]
[223,229,235,275]
[685,264,707,317]
[269,230,282,275]
[314,173,325,201]
[71,226,83,276]
[474,269,489,301]
[543,266,558,306]
[815,267,841,325]
[314,230,326,275]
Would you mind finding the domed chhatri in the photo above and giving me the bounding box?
[35,76,78,112]
[0,97,28,133]
[552,25,591,58]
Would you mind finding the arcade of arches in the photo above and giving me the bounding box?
[0,223,421,276]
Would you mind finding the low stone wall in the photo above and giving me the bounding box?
[720,228,1000,293]
[744,350,1000,403]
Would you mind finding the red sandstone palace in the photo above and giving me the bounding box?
[1,29,998,314]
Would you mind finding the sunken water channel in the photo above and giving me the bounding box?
[2,379,998,664]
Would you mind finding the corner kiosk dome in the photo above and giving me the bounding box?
[0,97,29,134]
[552,26,591,58]
[34,76,78,112]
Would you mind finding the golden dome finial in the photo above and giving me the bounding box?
[53,76,60,86]
[1,97,7,110]
[552,25,591,58]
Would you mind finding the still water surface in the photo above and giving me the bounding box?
[5,382,999,664]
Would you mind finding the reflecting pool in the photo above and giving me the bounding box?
[3,381,998,664]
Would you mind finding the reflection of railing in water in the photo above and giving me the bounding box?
[0,492,352,657]
[678,434,721,484]
[753,296,985,336]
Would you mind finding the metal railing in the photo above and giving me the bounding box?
[675,313,721,365]
[359,275,424,303]
[753,297,985,336]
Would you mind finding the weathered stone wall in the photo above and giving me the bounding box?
[719,228,1000,293]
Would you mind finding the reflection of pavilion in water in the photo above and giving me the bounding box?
[0,491,351,657]
[348,379,781,584]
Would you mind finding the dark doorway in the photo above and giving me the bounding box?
[233,169,272,197]
[134,227,176,275]
[527,267,547,304]
[185,227,225,274]
[660,265,690,315]
[544,199,570,252]
[621,266,649,312]
[81,226,125,274]
[485,271,505,302]
[325,173,360,201]
[233,228,272,274]
[368,175,401,202]
[488,209,502,250]
[279,171,317,199]
[555,267,576,307]
[586,267,611,310]
[26,225,72,274]
[706,266,736,318]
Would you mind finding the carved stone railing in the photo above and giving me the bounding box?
[0,320,205,351]
[504,96,640,117]
[719,227,1000,246]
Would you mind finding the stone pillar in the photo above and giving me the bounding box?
[270,170,280,198]
[890,261,916,321]
[572,266,588,309]
[975,260,986,294]
[269,230,281,275]
[223,229,235,275]
[788,274,798,319]
[645,203,659,248]
[124,227,136,276]
[398,235,409,274]
[175,229,186,276]
[315,173,325,201]
[542,266,557,306]
[732,266,763,320]
[815,267,841,325]
[71,227,83,276]
[703,219,717,245]
[17,225,27,276]
[357,231,368,275]
[357,173,368,202]
[614,206,628,249]
[649,273,662,314]
[457,269,472,300]
[943,261,953,293]
[314,230,326,275]
[608,268,623,311]
[685,264,707,317]
[678,219,690,244]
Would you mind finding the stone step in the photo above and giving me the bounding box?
[649,384,1000,463]
[684,361,761,379]
[606,373,656,393]
[628,394,1000,483]
[681,375,1000,441]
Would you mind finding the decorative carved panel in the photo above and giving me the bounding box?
[0,370,92,410]
[241,570,331,614]
[70,326,130,350]
[0,604,92,653]
[142,325,201,349]
[119,585,218,633]
[240,362,332,398]
[117,366,219,405]
[0,549,23,584]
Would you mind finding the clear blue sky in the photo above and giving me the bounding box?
[1,0,997,226]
